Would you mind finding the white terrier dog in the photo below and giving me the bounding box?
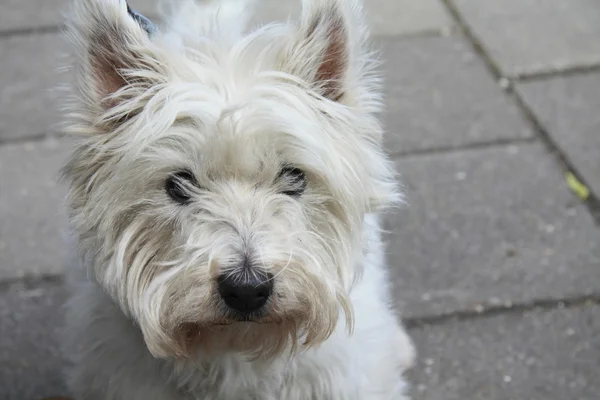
[60,0,415,398]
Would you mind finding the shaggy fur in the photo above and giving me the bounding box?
[60,0,416,398]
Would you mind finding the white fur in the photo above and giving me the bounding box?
[60,0,416,398]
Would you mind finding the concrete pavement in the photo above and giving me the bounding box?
[1,1,599,399]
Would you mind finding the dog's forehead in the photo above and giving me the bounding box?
[148,110,287,176]
[132,61,331,172]
[165,84,321,148]
[202,131,277,172]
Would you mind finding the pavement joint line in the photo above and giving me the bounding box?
[513,63,600,83]
[0,21,455,41]
[0,132,61,147]
[377,26,458,42]
[440,0,600,226]
[403,293,600,329]
[0,273,64,293]
[389,136,538,160]
[440,0,505,78]
[0,24,62,38]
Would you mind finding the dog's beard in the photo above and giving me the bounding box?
[126,249,354,361]
[136,306,344,361]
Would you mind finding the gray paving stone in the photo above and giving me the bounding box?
[453,0,600,77]
[0,138,71,280]
[517,72,600,199]
[0,33,68,141]
[251,0,453,37]
[385,143,600,317]
[0,280,68,400]
[407,304,600,400]
[0,0,158,31]
[379,36,533,154]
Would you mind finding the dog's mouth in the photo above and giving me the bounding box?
[176,317,291,355]
[208,314,285,326]
[171,316,299,360]
[212,319,266,325]
[179,315,283,335]
[222,308,272,323]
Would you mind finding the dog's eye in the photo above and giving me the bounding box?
[165,170,197,204]
[277,167,307,197]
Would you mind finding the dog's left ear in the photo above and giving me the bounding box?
[284,0,369,103]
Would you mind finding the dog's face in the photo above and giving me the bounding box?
[63,0,398,360]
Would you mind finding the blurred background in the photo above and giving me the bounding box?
[0,1,599,399]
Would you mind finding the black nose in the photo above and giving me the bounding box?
[217,270,274,313]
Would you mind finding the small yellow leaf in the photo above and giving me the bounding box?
[565,172,590,201]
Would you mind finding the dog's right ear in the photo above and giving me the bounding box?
[67,0,166,120]
[279,0,373,106]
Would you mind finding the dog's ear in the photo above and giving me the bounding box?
[67,0,165,116]
[284,0,369,103]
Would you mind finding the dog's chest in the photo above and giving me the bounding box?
[175,347,363,400]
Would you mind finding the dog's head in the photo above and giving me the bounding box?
[63,0,399,360]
